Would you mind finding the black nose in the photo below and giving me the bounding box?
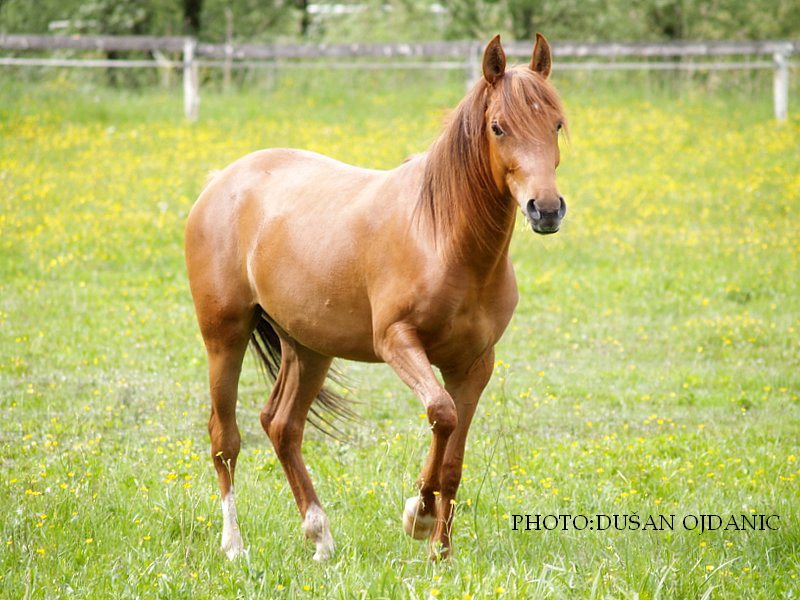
[526,197,566,235]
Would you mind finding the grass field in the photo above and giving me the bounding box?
[1,69,799,598]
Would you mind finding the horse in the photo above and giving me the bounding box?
[185,33,567,561]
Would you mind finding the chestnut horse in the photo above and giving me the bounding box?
[185,34,566,561]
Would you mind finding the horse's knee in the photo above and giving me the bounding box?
[427,393,457,436]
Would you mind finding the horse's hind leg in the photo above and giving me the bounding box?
[200,312,254,559]
[260,337,335,561]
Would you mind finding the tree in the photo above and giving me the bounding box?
[182,0,203,35]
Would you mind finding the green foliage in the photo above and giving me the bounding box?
[72,1,151,35]
[200,0,299,42]
[0,71,798,597]
[438,0,800,42]
[1,0,798,41]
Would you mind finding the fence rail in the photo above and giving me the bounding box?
[0,34,185,52]
[1,34,797,121]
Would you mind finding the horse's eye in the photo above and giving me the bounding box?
[491,122,504,137]
[556,121,563,134]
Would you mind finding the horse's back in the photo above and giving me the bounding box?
[187,148,385,270]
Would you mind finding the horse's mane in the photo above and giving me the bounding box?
[417,67,565,259]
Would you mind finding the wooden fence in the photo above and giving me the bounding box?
[1,34,796,121]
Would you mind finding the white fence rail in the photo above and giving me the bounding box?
[1,34,796,121]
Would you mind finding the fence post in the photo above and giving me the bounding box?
[183,36,199,121]
[773,50,789,122]
[223,8,234,93]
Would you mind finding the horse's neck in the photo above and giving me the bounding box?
[452,195,517,276]
[420,150,517,277]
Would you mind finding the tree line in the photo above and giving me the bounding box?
[1,0,798,43]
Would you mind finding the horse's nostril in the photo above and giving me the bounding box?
[529,198,564,219]
[526,199,541,221]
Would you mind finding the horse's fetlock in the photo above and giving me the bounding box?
[302,504,329,539]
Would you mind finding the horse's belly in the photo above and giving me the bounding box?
[247,230,379,362]
[266,294,379,362]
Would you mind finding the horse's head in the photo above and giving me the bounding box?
[482,34,566,235]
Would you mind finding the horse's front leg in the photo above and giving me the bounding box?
[433,349,495,557]
[377,323,458,545]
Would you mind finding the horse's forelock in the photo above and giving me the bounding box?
[497,68,566,139]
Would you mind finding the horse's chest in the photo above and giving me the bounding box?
[420,299,505,367]
[417,269,518,367]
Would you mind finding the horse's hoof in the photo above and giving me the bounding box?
[311,529,334,561]
[429,540,451,561]
[403,496,435,540]
[312,540,334,561]
[221,534,246,560]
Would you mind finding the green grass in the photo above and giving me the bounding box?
[1,70,799,598]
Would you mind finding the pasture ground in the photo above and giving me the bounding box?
[1,69,799,598]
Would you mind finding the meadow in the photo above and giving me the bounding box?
[1,67,799,598]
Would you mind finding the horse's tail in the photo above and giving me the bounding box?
[250,308,356,438]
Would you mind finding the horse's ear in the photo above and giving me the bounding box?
[482,35,506,85]
[530,32,552,79]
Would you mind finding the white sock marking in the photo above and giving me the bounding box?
[403,496,435,540]
[302,503,334,561]
[220,488,245,560]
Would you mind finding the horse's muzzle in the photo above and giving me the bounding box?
[527,197,566,235]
